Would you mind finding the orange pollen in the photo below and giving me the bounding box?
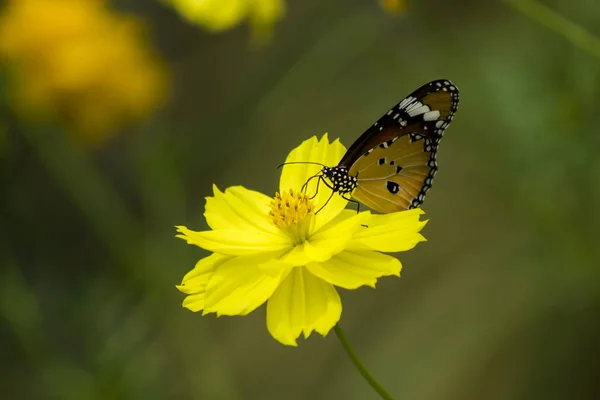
[268,189,315,229]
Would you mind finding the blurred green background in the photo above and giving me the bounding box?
[2,0,600,399]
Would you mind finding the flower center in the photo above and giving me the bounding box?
[269,189,315,243]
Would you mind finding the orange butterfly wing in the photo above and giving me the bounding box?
[350,131,434,212]
[342,79,459,212]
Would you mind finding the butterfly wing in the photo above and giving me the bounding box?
[343,79,459,212]
[351,127,437,212]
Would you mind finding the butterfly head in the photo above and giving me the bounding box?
[321,166,357,195]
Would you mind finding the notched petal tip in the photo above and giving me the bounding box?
[182,293,206,312]
[175,226,210,247]
[175,233,187,241]
[282,337,299,347]
[346,208,429,253]
[211,183,222,195]
[202,255,283,317]
[175,226,201,241]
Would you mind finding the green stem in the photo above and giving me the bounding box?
[503,0,600,60]
[334,324,395,400]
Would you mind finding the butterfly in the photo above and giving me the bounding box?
[305,79,459,213]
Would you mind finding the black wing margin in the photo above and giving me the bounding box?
[338,79,459,168]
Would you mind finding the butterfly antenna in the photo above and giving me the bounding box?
[277,161,327,169]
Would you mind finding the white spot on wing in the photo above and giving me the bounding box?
[423,110,441,121]
[406,102,431,117]
[398,96,416,110]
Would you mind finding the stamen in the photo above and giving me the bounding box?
[268,189,315,232]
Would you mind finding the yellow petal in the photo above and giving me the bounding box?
[266,267,341,346]
[277,239,340,266]
[258,258,294,277]
[177,253,230,294]
[176,226,291,256]
[177,253,230,311]
[308,210,370,257]
[182,293,206,312]
[306,250,401,290]
[205,185,278,234]
[279,134,348,231]
[348,208,428,252]
[276,210,368,265]
[204,254,288,316]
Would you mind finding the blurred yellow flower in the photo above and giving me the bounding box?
[166,0,285,41]
[379,0,407,14]
[176,135,427,346]
[0,0,168,145]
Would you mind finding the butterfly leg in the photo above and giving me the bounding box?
[301,173,321,197]
[308,176,322,200]
[342,195,368,227]
[341,195,361,214]
[314,190,335,215]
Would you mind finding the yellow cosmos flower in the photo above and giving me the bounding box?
[176,134,427,346]
[166,0,284,41]
[0,0,168,145]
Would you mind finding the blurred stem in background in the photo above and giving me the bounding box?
[19,125,140,270]
[335,324,395,400]
[15,123,241,398]
[503,0,600,60]
[0,256,45,369]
